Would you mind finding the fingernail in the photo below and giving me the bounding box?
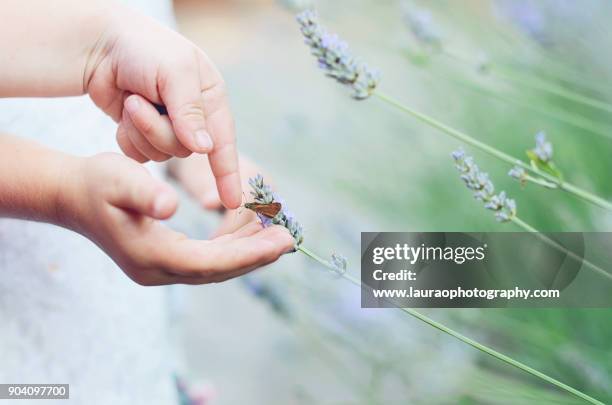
[125,97,140,115]
[283,245,298,255]
[194,130,213,151]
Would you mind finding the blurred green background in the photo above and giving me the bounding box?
[168,0,612,403]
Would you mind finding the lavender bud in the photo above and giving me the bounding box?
[248,174,304,245]
[296,10,380,100]
[532,131,553,162]
[508,166,527,181]
[452,149,517,223]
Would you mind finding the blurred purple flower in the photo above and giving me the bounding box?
[402,6,442,48]
[496,0,550,45]
[242,275,291,318]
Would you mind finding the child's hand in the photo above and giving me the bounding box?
[1,2,241,208]
[169,154,266,237]
[59,153,294,285]
[85,5,241,208]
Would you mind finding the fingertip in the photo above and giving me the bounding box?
[217,173,243,209]
[265,225,297,252]
[152,185,179,219]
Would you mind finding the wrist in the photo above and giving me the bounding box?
[0,136,83,227]
[53,154,87,232]
[81,2,123,94]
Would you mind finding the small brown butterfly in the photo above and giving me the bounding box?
[244,202,282,218]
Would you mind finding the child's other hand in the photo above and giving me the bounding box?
[169,154,266,237]
[85,5,241,208]
[59,153,294,285]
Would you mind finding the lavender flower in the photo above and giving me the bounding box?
[248,174,304,245]
[508,166,527,181]
[248,175,350,276]
[532,131,553,162]
[496,0,550,46]
[403,7,442,48]
[522,131,563,182]
[452,149,517,222]
[296,10,380,99]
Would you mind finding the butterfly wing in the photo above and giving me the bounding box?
[251,202,282,218]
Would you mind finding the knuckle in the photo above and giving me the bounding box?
[176,102,205,121]
[203,81,229,115]
[214,79,228,97]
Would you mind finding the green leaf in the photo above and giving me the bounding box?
[526,150,564,180]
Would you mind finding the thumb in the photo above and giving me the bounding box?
[109,165,178,220]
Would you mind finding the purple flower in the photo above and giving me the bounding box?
[496,0,550,45]
[452,149,517,222]
[248,174,304,245]
[532,131,553,162]
[296,10,380,99]
[403,7,442,48]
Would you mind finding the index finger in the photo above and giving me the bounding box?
[199,57,242,209]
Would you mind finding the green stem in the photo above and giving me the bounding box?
[372,90,612,212]
[493,68,612,115]
[442,58,612,139]
[510,216,612,282]
[442,50,612,115]
[524,174,558,189]
[296,245,604,404]
[512,51,612,98]
[437,58,612,142]
[298,245,332,268]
